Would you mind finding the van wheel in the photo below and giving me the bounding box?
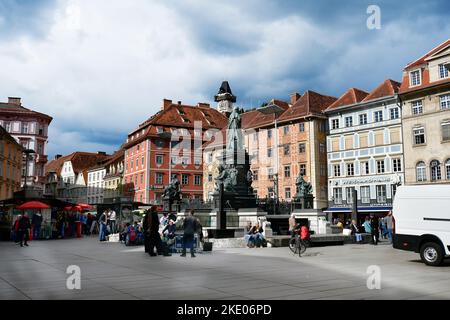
[420,242,444,266]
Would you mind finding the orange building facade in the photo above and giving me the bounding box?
[0,126,23,200]
[123,99,227,204]
[245,92,336,209]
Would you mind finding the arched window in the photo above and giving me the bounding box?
[430,160,442,181]
[446,159,450,180]
[416,161,426,182]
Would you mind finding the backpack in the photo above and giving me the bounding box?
[300,226,310,241]
[129,226,137,242]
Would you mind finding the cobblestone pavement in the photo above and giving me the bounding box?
[1,237,449,300]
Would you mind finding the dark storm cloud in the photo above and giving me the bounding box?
[1,0,450,157]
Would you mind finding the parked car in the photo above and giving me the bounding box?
[393,185,450,266]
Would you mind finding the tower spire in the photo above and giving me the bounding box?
[215,81,236,117]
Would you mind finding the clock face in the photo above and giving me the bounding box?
[218,100,233,113]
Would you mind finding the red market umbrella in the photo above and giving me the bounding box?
[71,205,83,212]
[16,201,50,210]
[77,203,92,209]
[63,206,73,211]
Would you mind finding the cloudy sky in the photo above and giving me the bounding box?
[0,0,449,158]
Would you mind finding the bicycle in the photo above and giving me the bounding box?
[289,234,308,256]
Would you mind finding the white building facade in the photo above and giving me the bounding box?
[58,160,88,203]
[324,80,404,222]
[87,167,106,204]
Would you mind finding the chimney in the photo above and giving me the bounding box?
[177,101,182,105]
[162,99,172,110]
[55,154,62,160]
[98,151,106,156]
[8,97,21,105]
[197,102,210,108]
[290,93,301,105]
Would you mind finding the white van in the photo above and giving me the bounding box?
[393,185,450,266]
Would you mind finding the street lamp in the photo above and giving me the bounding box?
[158,131,173,179]
[258,104,284,212]
[23,149,35,193]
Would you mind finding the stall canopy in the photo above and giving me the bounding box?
[16,201,50,210]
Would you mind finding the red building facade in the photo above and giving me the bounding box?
[123,99,227,204]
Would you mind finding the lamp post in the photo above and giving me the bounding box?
[23,149,35,196]
[258,104,284,214]
[158,131,173,205]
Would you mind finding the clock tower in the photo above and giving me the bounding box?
[214,81,236,117]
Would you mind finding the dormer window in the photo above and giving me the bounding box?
[183,118,191,123]
[178,108,186,115]
[439,64,449,79]
[156,127,163,134]
[331,119,339,130]
[410,69,421,87]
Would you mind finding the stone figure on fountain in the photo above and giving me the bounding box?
[294,173,314,209]
[163,175,181,202]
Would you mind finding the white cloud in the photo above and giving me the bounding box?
[0,0,448,157]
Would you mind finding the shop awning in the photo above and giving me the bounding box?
[324,206,392,213]
[357,206,392,212]
[323,208,352,213]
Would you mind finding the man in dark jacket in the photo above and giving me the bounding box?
[18,213,31,247]
[181,210,199,258]
[143,207,161,256]
[31,212,43,240]
[370,215,379,245]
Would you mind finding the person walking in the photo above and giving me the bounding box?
[181,209,199,258]
[31,212,43,240]
[12,215,21,243]
[80,213,87,235]
[363,217,372,234]
[385,211,394,244]
[288,213,296,240]
[350,220,363,244]
[108,208,117,234]
[143,207,162,256]
[18,213,31,247]
[57,211,66,239]
[370,215,379,245]
[98,211,108,242]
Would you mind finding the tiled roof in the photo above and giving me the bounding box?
[44,154,72,175]
[243,99,290,130]
[404,39,450,71]
[0,102,52,122]
[326,88,369,111]
[151,103,227,129]
[45,152,110,176]
[124,101,228,148]
[362,79,401,102]
[277,90,337,122]
[103,149,124,166]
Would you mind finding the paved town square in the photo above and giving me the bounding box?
[1,238,449,300]
[1,2,450,304]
